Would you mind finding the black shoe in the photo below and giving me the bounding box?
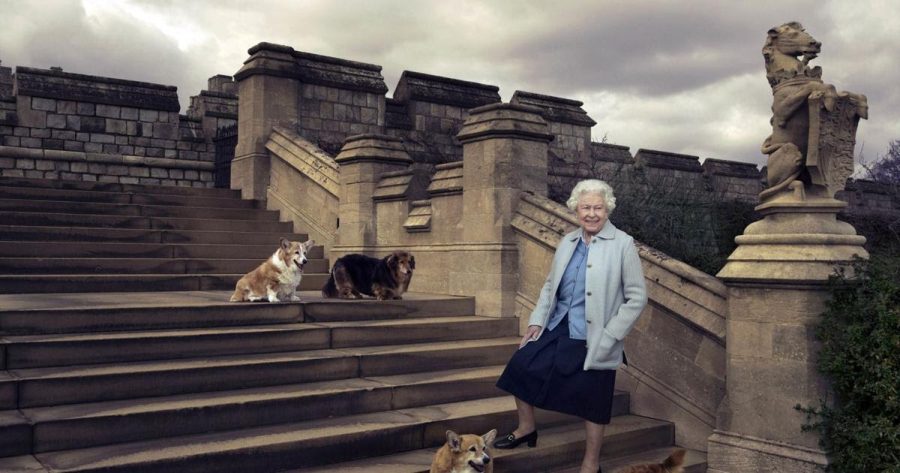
[492,430,538,449]
[597,466,603,473]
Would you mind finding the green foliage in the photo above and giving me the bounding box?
[799,256,900,472]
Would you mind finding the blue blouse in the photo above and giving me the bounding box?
[546,236,589,339]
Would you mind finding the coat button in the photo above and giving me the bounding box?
[587,291,592,296]
[587,264,592,268]
[586,320,592,324]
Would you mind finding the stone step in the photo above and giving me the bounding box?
[290,422,682,473]
[0,225,309,245]
[0,453,46,472]
[32,403,668,473]
[0,291,474,335]
[0,410,31,458]
[0,257,329,275]
[4,323,331,369]
[11,337,519,407]
[0,272,328,294]
[0,241,323,259]
[0,175,241,199]
[26,366,559,453]
[0,372,16,409]
[554,447,708,473]
[0,211,294,232]
[4,316,512,369]
[0,198,281,221]
[0,185,261,209]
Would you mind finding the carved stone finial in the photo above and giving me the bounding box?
[759,22,868,204]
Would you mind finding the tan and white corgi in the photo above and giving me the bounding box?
[430,429,496,473]
[617,449,686,473]
[230,238,314,303]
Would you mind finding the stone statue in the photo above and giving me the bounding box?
[760,21,868,203]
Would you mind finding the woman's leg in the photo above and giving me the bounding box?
[580,420,605,472]
[513,397,537,436]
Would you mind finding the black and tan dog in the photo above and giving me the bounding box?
[321,251,415,300]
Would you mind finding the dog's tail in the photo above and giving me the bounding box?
[663,449,686,469]
[321,271,338,298]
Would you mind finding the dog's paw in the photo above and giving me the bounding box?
[290,295,301,302]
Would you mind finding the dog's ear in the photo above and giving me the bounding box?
[280,237,290,250]
[409,255,416,270]
[482,429,497,445]
[303,239,315,250]
[446,430,461,452]
[385,253,397,268]
[664,449,687,468]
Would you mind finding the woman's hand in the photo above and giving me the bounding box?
[519,325,542,348]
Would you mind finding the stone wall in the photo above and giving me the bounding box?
[0,64,236,188]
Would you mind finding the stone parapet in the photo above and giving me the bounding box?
[591,142,634,163]
[394,71,500,109]
[635,148,703,173]
[14,67,180,112]
[0,145,214,187]
[427,162,464,196]
[0,62,12,98]
[510,91,596,127]
[702,158,760,178]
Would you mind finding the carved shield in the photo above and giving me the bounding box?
[805,95,863,197]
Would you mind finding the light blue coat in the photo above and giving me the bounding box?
[527,221,648,370]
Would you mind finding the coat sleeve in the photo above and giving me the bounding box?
[527,241,562,328]
[603,238,647,341]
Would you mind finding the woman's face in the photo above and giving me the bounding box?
[576,192,608,237]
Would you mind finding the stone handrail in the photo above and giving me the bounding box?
[512,191,726,451]
[264,126,339,252]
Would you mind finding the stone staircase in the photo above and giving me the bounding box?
[0,176,705,472]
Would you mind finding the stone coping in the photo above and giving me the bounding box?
[0,145,214,171]
[591,142,635,163]
[635,148,703,173]
[199,90,238,100]
[702,158,761,178]
[393,70,501,109]
[511,90,597,127]
[14,66,181,112]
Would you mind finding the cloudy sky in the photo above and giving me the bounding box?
[1,0,898,168]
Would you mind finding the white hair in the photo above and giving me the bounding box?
[566,179,616,213]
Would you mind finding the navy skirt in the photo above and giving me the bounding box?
[496,317,617,424]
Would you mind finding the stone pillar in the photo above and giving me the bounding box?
[455,103,553,317]
[334,134,412,254]
[708,96,869,473]
[231,43,300,200]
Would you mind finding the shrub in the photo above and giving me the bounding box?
[799,256,900,472]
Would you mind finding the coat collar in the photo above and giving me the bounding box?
[567,221,617,242]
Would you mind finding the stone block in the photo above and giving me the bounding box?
[98,175,118,183]
[129,166,150,177]
[120,107,139,120]
[2,169,25,177]
[84,142,102,153]
[91,133,115,144]
[57,100,77,114]
[60,172,80,180]
[115,135,129,145]
[81,116,106,133]
[20,137,41,148]
[88,163,106,174]
[164,149,177,158]
[30,128,51,138]
[64,140,84,152]
[139,177,161,185]
[70,162,88,173]
[52,130,76,140]
[2,136,19,147]
[96,104,121,118]
[76,132,90,142]
[35,160,55,171]
[146,147,163,157]
[169,169,184,179]
[66,115,81,131]
[83,174,97,181]
[140,109,159,122]
[119,176,139,184]
[14,127,29,137]
[32,97,57,111]
[185,170,199,180]
[150,167,168,178]
[55,161,71,172]
[153,123,177,140]
[25,169,43,178]
[77,102,95,115]
[107,165,128,176]
[102,144,118,153]
[105,119,127,134]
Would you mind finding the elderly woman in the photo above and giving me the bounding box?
[494,179,647,473]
